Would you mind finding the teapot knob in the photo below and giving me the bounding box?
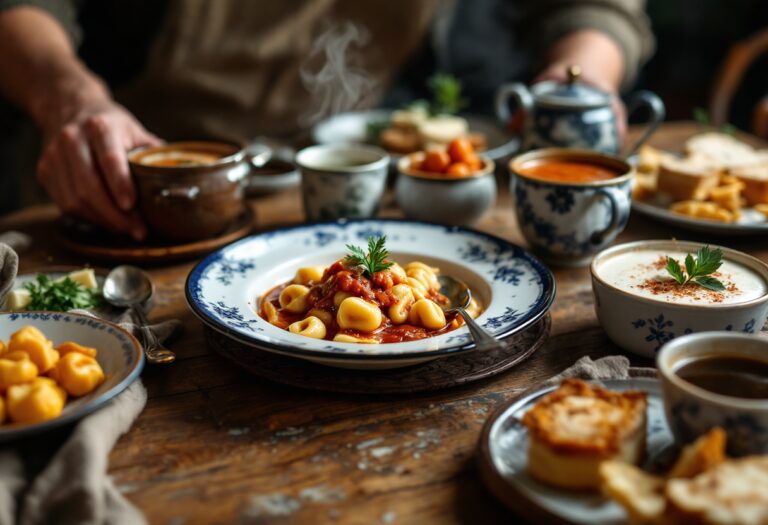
[566,64,581,85]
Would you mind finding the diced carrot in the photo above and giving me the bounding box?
[464,153,483,170]
[422,150,451,173]
[446,163,471,177]
[447,138,475,164]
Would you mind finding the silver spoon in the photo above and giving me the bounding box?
[103,265,176,365]
[438,275,505,352]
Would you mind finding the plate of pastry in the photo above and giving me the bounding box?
[479,378,768,525]
[632,132,768,235]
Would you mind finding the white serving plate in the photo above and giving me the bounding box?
[633,198,768,236]
[185,219,555,369]
[0,311,143,442]
[312,109,520,164]
[479,378,672,525]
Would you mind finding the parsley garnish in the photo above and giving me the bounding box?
[428,73,468,115]
[24,274,102,311]
[666,246,725,291]
[344,236,393,278]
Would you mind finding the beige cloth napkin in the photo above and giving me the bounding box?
[0,243,180,525]
[542,355,657,387]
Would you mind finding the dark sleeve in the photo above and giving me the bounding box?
[518,0,655,88]
[0,0,82,45]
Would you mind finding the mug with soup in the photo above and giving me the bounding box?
[129,141,249,241]
[509,148,632,266]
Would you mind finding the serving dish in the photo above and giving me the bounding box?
[0,311,143,442]
[396,143,497,226]
[478,378,671,525]
[632,199,768,235]
[311,109,519,164]
[591,240,768,358]
[185,219,555,369]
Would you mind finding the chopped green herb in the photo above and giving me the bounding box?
[344,236,393,278]
[665,246,725,291]
[428,73,468,115]
[24,274,102,311]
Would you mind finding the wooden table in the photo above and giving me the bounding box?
[1,122,766,525]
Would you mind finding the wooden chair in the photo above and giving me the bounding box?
[709,27,768,138]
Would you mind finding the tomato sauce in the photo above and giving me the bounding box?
[517,160,619,183]
[259,272,460,343]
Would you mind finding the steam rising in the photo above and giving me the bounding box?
[299,21,377,126]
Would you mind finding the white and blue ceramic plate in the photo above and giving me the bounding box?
[479,378,672,525]
[186,219,555,369]
[632,198,768,236]
[312,110,520,164]
[0,311,143,443]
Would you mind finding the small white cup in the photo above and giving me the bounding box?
[296,144,389,221]
[658,331,768,456]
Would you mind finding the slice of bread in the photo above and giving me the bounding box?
[666,456,768,525]
[522,379,648,490]
[730,164,768,205]
[417,116,468,148]
[686,132,761,170]
[600,461,667,523]
[657,156,721,201]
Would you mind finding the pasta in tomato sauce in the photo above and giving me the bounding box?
[259,259,482,344]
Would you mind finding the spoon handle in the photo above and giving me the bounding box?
[131,305,176,364]
[457,308,505,352]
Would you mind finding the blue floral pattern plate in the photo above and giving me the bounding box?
[0,311,143,443]
[185,219,555,369]
[480,378,671,525]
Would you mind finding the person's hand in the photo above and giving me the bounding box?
[534,63,627,144]
[36,97,160,240]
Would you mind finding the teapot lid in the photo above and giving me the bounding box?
[533,65,611,109]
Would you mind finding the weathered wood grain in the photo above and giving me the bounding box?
[0,123,764,525]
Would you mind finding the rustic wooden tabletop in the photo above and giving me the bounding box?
[1,122,765,525]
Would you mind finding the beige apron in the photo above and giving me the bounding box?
[117,0,440,144]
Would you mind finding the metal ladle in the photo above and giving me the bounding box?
[438,275,505,352]
[103,265,176,364]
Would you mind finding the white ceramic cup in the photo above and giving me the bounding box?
[509,148,633,267]
[658,332,768,455]
[296,144,390,221]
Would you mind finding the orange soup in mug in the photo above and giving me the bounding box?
[515,160,620,183]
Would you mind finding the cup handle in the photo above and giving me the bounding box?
[623,91,666,157]
[590,188,628,245]
[494,83,534,129]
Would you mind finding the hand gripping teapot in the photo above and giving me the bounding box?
[495,65,665,155]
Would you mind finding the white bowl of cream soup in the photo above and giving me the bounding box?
[591,240,768,357]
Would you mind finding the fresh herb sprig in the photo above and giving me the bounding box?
[344,236,393,278]
[666,246,725,291]
[24,274,101,311]
[428,73,468,115]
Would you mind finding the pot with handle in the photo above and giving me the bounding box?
[495,65,665,156]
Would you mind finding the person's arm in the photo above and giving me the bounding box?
[0,5,158,239]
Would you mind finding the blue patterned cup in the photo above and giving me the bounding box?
[296,144,390,221]
[658,332,768,455]
[509,149,632,266]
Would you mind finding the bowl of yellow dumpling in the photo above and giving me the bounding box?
[0,312,143,441]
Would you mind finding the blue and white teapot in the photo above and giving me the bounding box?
[495,65,665,155]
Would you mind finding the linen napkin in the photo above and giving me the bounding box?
[542,355,657,387]
[0,243,180,525]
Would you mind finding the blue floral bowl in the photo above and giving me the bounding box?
[591,240,768,358]
[658,332,768,455]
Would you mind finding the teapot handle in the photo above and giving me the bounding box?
[495,83,534,130]
[623,91,666,157]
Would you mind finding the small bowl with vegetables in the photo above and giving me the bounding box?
[396,138,496,226]
[590,240,768,358]
[4,267,132,315]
